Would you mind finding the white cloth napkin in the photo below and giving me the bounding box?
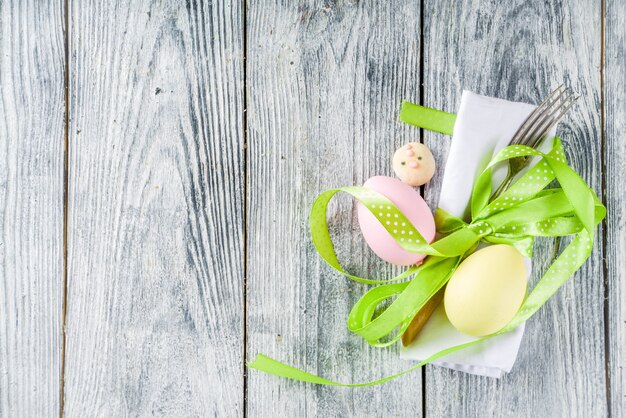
[400,91,556,378]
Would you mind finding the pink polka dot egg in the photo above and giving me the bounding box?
[357,176,436,266]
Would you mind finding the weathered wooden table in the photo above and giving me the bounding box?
[0,1,624,416]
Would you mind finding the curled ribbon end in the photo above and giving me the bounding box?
[246,354,263,369]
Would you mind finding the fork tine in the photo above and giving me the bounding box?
[523,91,578,148]
[511,86,570,145]
[528,95,578,148]
[509,85,565,145]
[545,95,579,131]
[491,86,578,202]
[509,86,563,144]
[513,86,577,147]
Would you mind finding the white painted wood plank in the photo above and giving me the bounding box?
[605,0,626,415]
[246,1,424,415]
[420,1,607,416]
[63,1,244,415]
[0,1,65,416]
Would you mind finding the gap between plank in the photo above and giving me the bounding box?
[599,0,613,416]
[242,0,249,416]
[419,0,426,416]
[60,0,70,415]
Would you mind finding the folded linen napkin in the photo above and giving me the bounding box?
[400,91,556,378]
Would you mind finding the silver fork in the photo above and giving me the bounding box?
[490,85,579,201]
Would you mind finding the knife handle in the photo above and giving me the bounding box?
[401,288,445,347]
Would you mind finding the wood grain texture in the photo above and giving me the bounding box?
[245,1,424,415]
[0,1,65,416]
[63,1,244,416]
[605,0,626,415]
[0,0,621,415]
[421,1,607,417]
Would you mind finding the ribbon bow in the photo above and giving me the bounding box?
[248,113,605,387]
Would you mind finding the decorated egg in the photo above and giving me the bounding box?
[357,176,435,266]
[444,245,528,337]
[392,142,436,187]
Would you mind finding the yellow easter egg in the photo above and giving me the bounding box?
[444,245,527,337]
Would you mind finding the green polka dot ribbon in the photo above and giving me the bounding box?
[249,125,605,386]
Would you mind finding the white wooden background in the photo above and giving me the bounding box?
[0,0,623,417]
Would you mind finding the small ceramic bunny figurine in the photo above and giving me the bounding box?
[392,142,436,186]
